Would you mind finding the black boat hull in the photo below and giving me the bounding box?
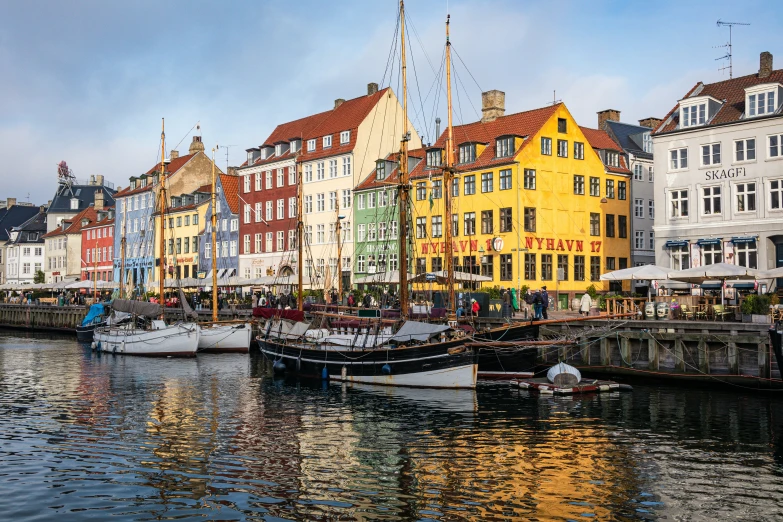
[76,324,97,343]
[475,321,540,379]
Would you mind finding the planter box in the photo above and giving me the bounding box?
[752,314,771,324]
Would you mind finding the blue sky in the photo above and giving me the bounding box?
[1,0,780,204]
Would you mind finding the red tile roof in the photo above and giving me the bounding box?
[42,207,98,238]
[579,126,623,151]
[219,175,240,214]
[655,68,783,134]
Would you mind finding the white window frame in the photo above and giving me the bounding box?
[307,139,315,152]
[748,90,776,117]
[634,198,643,218]
[680,103,706,128]
[670,189,689,218]
[255,172,262,191]
[340,130,350,144]
[734,138,756,163]
[702,185,721,216]
[700,143,721,167]
[670,147,688,171]
[770,179,783,210]
[769,134,783,159]
[735,182,757,213]
[323,135,332,148]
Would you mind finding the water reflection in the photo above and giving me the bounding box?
[0,332,782,520]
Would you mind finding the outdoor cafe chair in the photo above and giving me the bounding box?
[712,304,731,321]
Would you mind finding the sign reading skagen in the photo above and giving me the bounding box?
[705,166,748,181]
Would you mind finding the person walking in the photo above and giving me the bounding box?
[541,286,549,320]
[580,292,592,317]
[532,289,543,320]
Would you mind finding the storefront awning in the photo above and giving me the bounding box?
[664,240,689,248]
[697,238,722,246]
[731,236,757,244]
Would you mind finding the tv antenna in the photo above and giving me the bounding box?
[216,144,236,174]
[716,19,750,78]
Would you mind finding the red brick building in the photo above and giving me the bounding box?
[81,209,115,282]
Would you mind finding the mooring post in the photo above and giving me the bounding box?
[647,336,659,371]
[698,338,709,374]
[728,341,739,374]
[674,338,686,372]
[759,341,770,380]
[600,336,610,366]
[620,335,631,368]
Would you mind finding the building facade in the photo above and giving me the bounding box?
[5,208,47,284]
[152,195,208,283]
[407,92,631,308]
[81,210,115,282]
[46,175,115,233]
[652,52,783,287]
[200,174,240,278]
[42,206,98,283]
[0,201,41,284]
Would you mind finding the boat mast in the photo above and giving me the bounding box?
[211,147,218,322]
[397,0,410,320]
[336,198,342,302]
[158,118,166,319]
[297,157,304,311]
[93,237,98,300]
[120,205,126,299]
[444,14,456,317]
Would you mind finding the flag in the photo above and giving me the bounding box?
[429,190,434,210]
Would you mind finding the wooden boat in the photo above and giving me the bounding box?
[76,303,105,342]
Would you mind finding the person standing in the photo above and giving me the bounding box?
[580,292,592,317]
[541,286,549,320]
[532,289,543,320]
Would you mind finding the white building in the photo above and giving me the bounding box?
[5,209,47,284]
[652,52,783,288]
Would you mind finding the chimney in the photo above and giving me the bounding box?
[189,135,205,154]
[94,191,105,211]
[597,109,621,129]
[95,174,104,186]
[638,117,662,129]
[481,90,505,123]
[228,166,238,176]
[435,117,441,139]
[367,82,379,95]
[334,98,345,109]
[170,150,179,160]
[759,51,773,79]
[6,197,16,208]
[90,174,96,185]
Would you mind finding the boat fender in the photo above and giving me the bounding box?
[273,360,287,374]
[341,366,347,380]
[91,341,96,350]
[321,366,329,380]
[447,346,465,355]
[296,357,302,371]
[382,363,392,375]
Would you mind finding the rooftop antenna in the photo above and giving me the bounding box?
[216,144,236,174]
[716,19,750,78]
[550,90,562,106]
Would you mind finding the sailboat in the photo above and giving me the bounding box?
[256,1,478,388]
[94,119,200,357]
[196,147,252,353]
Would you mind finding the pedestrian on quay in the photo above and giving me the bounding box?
[580,292,592,317]
[541,286,549,320]
[532,289,543,320]
[347,293,356,310]
[471,298,480,316]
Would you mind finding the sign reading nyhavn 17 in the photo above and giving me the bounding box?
[705,166,747,181]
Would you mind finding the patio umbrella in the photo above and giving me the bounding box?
[757,267,783,279]
[600,264,671,299]
[668,263,758,305]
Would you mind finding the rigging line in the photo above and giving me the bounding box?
[450,44,483,94]
[169,121,201,158]
[403,15,431,142]
[452,58,482,122]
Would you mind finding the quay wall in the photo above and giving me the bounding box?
[540,320,781,387]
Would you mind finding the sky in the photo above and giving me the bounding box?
[1,0,781,204]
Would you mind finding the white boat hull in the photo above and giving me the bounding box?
[94,323,200,357]
[197,323,252,353]
[336,362,477,388]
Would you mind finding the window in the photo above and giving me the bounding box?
[523,207,536,232]
[328,191,337,211]
[702,243,722,265]
[589,213,600,236]
[500,208,512,232]
[670,190,689,217]
[367,192,375,208]
[702,186,721,215]
[748,91,775,117]
[276,231,284,251]
[606,180,615,199]
[648,200,655,220]
[427,149,442,167]
[377,222,385,241]
[524,169,536,190]
[735,138,756,162]
[416,217,427,239]
[329,159,337,178]
[464,212,476,235]
[481,172,493,193]
[316,224,325,244]
[681,103,706,127]
[524,253,536,280]
[648,166,654,182]
[323,135,332,148]
[340,130,350,144]
[266,201,273,221]
[192,236,198,253]
[463,256,478,275]
[432,180,442,199]
[243,175,250,193]
[496,137,514,157]
[390,221,398,239]
[701,143,721,166]
[265,171,273,189]
[618,181,626,200]
[416,182,427,200]
[289,166,297,185]
[317,161,324,180]
[375,160,386,180]
[304,195,312,214]
[451,178,459,197]
[289,197,297,218]
[480,255,494,279]
[670,147,688,170]
[557,139,568,158]
[590,256,600,281]
[633,164,643,181]
[635,231,645,249]
[735,241,757,268]
[557,118,567,133]
[769,134,783,158]
[356,255,366,273]
[771,180,783,209]
[499,169,512,190]
[316,193,325,212]
[589,177,600,197]
[606,257,616,271]
[342,157,351,177]
[665,244,690,270]
[574,142,584,160]
[458,143,476,163]
[304,164,312,182]
[500,254,512,281]
[649,232,654,250]
[276,199,284,220]
[356,194,364,210]
[432,216,443,238]
[357,224,366,242]
[605,214,615,237]
[244,235,250,254]
[736,183,756,212]
[277,169,285,187]
[481,210,493,234]
[541,137,552,155]
[634,199,644,218]
[605,152,619,167]
[541,254,553,280]
[574,175,585,195]
[307,139,315,151]
[464,175,476,195]
[452,214,459,237]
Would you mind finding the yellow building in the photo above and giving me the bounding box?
[410,94,631,307]
[152,190,209,282]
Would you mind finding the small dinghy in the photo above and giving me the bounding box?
[546,362,581,387]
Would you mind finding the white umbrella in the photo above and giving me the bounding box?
[600,264,670,281]
[668,263,758,305]
[757,267,783,279]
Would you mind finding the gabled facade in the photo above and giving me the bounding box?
[238,83,421,290]
[408,92,631,306]
[42,206,99,283]
[652,52,783,282]
[152,194,209,282]
[0,201,41,284]
[46,175,116,233]
[200,174,240,278]
[81,210,115,282]
[113,135,222,292]
[5,208,47,284]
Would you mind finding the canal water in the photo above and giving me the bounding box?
[1,331,782,521]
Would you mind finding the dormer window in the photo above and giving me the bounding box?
[426,149,442,168]
[340,131,350,144]
[70,198,79,210]
[642,132,653,153]
[458,143,476,164]
[681,104,706,127]
[307,139,316,152]
[748,91,775,117]
[376,160,386,180]
[323,135,332,148]
[247,151,254,164]
[275,144,283,156]
[605,151,619,167]
[496,136,514,157]
[290,139,300,153]
[129,179,137,190]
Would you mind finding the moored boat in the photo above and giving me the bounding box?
[198,323,252,353]
[76,303,106,342]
